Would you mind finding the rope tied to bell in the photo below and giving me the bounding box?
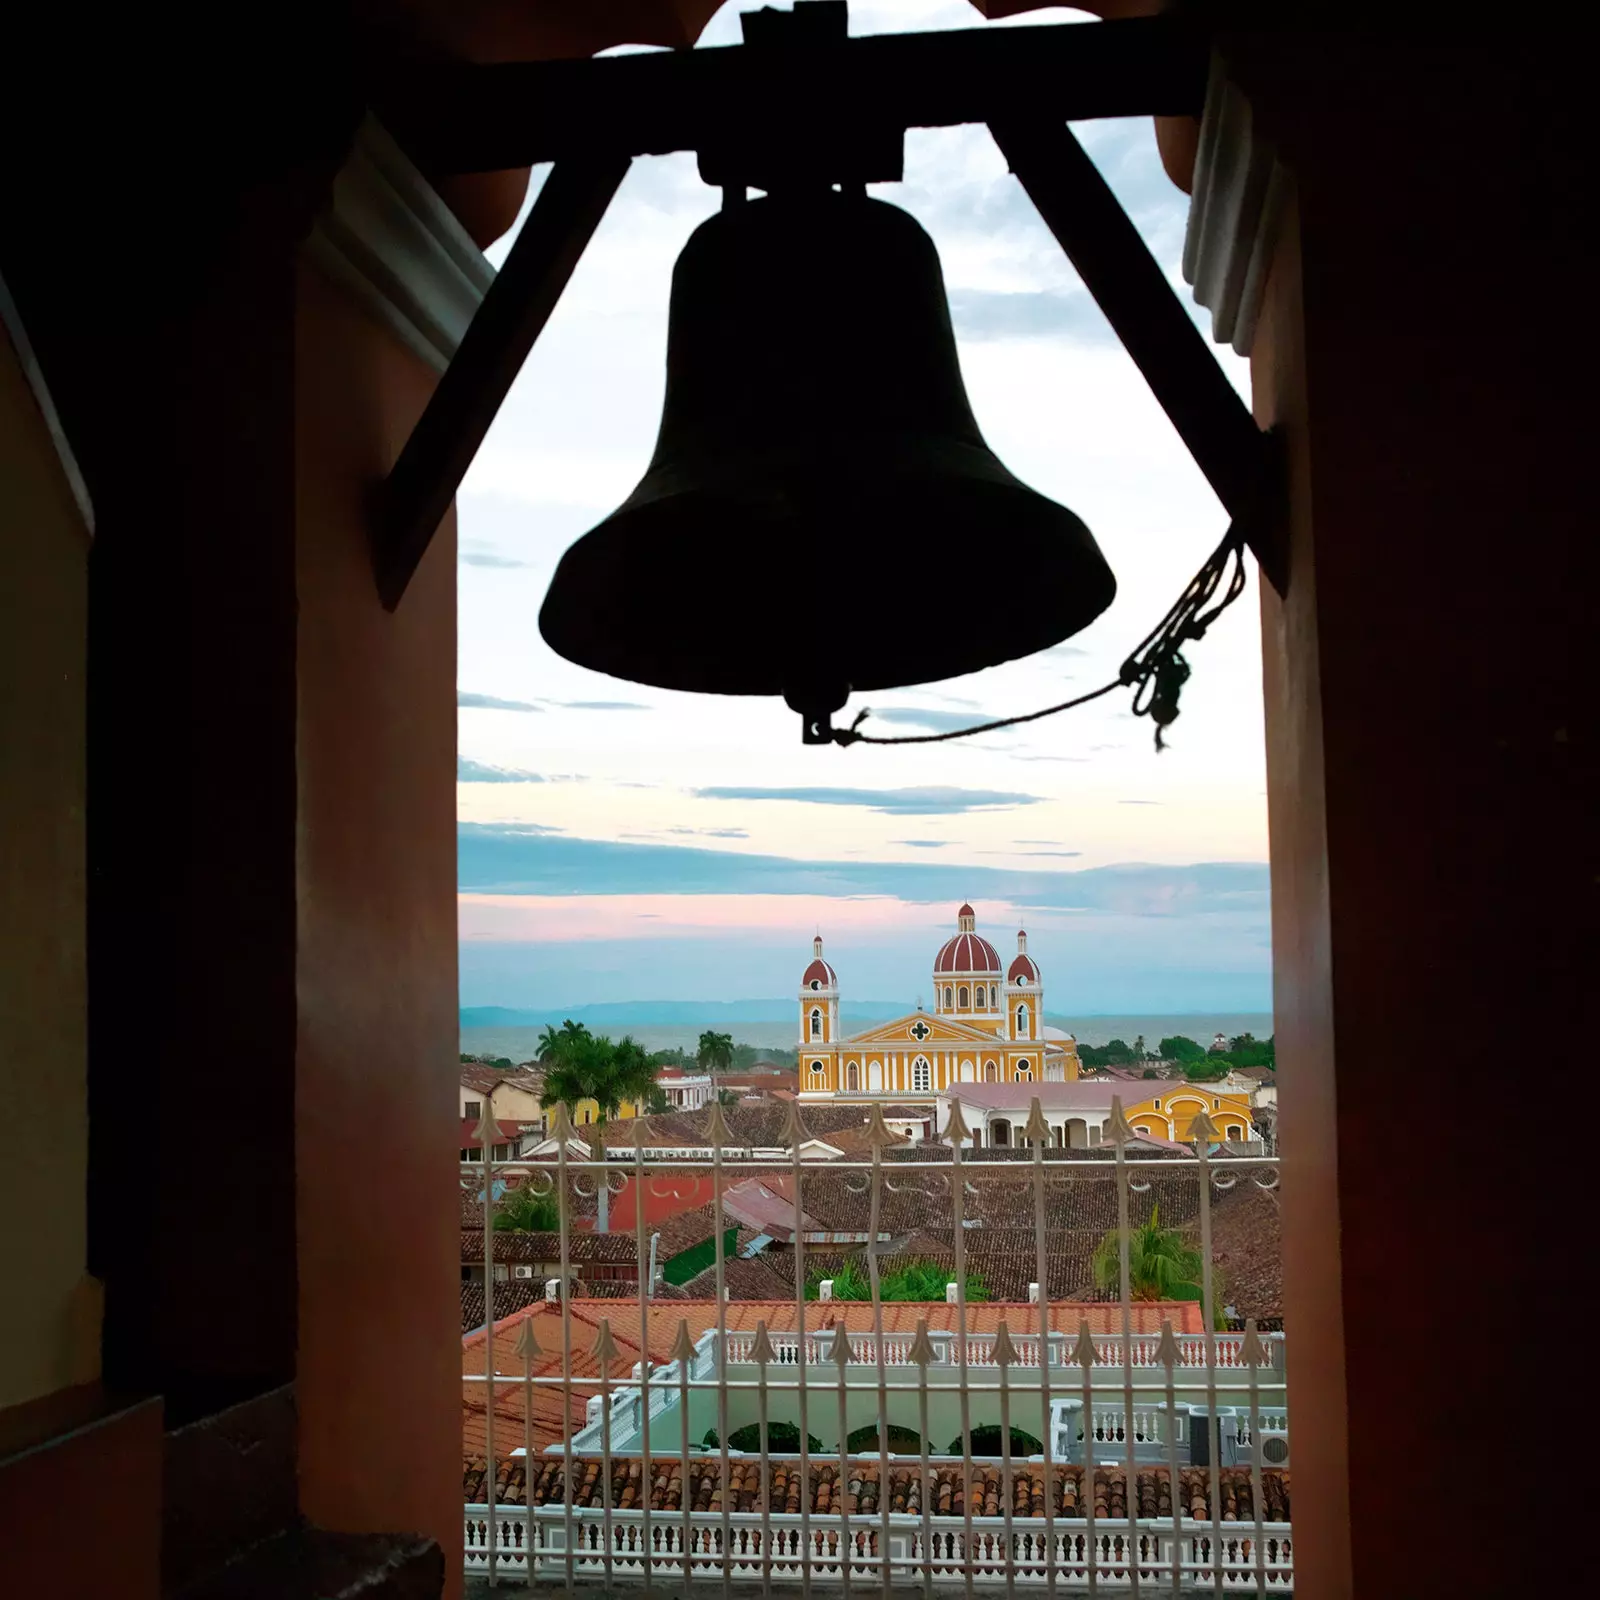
[829,520,1250,750]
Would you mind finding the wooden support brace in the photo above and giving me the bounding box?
[376,15,1207,174]
[991,118,1287,595]
[373,155,630,610]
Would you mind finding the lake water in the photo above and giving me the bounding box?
[460,1011,1273,1061]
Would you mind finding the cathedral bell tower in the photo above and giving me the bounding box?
[1005,927,1042,1041]
[798,935,839,1049]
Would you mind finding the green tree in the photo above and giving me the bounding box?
[493,1184,560,1233]
[715,1087,741,1108]
[804,1259,988,1302]
[1184,1058,1231,1083]
[542,1032,660,1126]
[1227,1033,1275,1069]
[882,1262,988,1302]
[644,1085,672,1115]
[1133,1034,1147,1058]
[697,1029,735,1083]
[1093,1204,1206,1303]
[536,1020,590,1063]
[1159,1035,1205,1063]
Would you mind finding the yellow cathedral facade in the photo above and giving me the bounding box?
[796,904,1080,1101]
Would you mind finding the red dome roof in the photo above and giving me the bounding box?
[802,957,837,989]
[957,902,976,919]
[934,932,1001,975]
[1008,953,1040,983]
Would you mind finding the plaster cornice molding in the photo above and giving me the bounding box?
[1182,54,1291,359]
[306,115,495,374]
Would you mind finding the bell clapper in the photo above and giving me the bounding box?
[785,683,851,746]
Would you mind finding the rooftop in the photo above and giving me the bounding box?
[465,1457,1289,1524]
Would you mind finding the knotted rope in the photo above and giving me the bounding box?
[829,521,1250,751]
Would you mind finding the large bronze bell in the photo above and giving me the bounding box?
[539,189,1116,725]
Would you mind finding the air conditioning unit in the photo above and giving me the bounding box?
[513,1264,534,1279]
[1254,1427,1291,1469]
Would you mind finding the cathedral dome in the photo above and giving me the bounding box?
[934,905,1000,975]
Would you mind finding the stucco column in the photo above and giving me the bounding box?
[1237,36,1585,1598]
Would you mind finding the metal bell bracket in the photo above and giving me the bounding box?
[373,3,1284,620]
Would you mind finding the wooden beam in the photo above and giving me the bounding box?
[990,117,1285,591]
[373,156,630,610]
[376,15,1207,174]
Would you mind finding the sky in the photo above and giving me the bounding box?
[455,1,1271,1018]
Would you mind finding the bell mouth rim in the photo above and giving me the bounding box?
[538,473,1116,701]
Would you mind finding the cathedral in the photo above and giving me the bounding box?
[796,904,1080,1101]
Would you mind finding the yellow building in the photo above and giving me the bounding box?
[799,905,1255,1145]
[458,1063,644,1132]
[797,905,1080,1102]
[934,1080,1256,1149]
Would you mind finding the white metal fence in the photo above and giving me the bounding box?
[463,1094,1288,1592]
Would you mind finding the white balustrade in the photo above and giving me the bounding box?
[464,1504,1294,1587]
[720,1328,1282,1371]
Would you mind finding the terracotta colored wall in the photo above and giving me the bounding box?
[0,1391,161,1600]
[294,262,461,1589]
[1247,38,1586,1597]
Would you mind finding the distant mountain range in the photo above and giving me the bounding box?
[459,999,910,1030]
[459,1001,1273,1052]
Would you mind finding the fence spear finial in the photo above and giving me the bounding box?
[1067,1317,1097,1371]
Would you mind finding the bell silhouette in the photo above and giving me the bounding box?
[540,190,1115,724]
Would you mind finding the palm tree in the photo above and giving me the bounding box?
[697,1029,734,1085]
[493,1183,560,1233]
[1092,1204,1207,1303]
[542,1032,659,1127]
[535,1024,563,1063]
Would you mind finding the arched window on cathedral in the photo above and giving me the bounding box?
[846,1061,859,1090]
[957,985,969,1009]
[983,1059,997,1081]
[989,984,998,1009]
[1015,1004,1030,1037]
[943,986,953,1009]
[810,1059,825,1079]
[810,1008,822,1039]
[1016,1060,1032,1081]
[912,1057,931,1092]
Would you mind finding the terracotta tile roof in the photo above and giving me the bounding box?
[475,1297,1201,1361]
[649,1203,722,1260]
[459,1117,535,1149]
[461,1279,544,1333]
[464,1457,1289,1524]
[462,1301,655,1457]
[460,1063,544,1095]
[461,1230,639,1265]
[673,1254,797,1300]
[748,1158,1204,1242]
[592,1101,903,1151]
[1207,1181,1283,1320]
[571,1280,655,1300]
